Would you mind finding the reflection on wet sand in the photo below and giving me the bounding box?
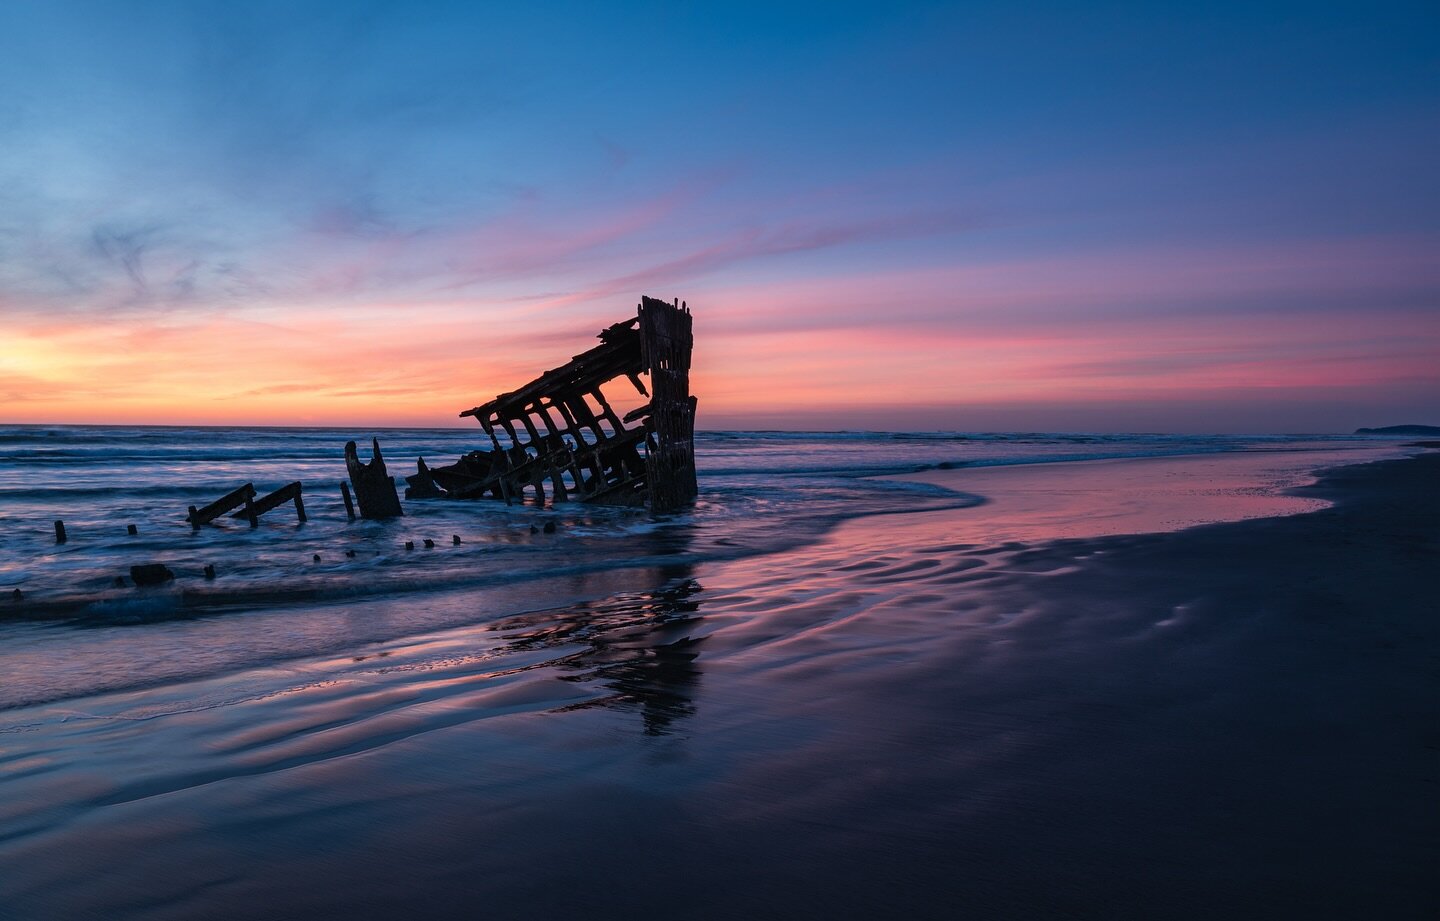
[493,574,705,734]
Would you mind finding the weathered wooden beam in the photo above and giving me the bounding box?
[344,439,403,519]
[229,481,306,522]
[188,483,257,528]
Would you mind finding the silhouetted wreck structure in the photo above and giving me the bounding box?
[412,296,697,513]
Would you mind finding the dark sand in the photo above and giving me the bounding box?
[0,451,1434,920]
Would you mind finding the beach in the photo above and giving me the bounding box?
[0,440,1434,919]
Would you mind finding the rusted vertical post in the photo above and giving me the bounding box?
[341,482,356,520]
[638,297,697,512]
[589,387,626,435]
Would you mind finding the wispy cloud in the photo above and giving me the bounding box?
[0,1,1435,430]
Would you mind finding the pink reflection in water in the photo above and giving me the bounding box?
[893,447,1396,545]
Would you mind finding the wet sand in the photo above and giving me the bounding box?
[0,449,1434,919]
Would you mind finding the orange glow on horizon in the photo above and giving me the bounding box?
[4,238,1436,430]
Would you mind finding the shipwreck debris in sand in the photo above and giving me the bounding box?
[188,481,308,527]
[231,481,307,523]
[421,296,698,513]
[189,483,258,528]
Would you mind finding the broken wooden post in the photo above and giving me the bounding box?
[341,482,356,520]
[54,520,67,544]
[127,524,138,536]
[344,439,403,519]
[229,482,306,524]
[188,483,257,528]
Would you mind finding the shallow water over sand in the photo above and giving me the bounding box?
[0,437,1425,919]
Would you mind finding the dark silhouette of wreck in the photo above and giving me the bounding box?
[408,296,697,513]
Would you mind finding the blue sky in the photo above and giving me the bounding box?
[1,1,1436,430]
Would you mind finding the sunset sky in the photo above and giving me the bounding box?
[1,1,1436,431]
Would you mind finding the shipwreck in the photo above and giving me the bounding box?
[403,296,697,514]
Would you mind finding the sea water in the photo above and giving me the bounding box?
[0,425,1385,710]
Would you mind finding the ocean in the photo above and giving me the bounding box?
[0,425,1387,711]
[0,426,1374,608]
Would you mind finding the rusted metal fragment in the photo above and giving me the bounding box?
[429,451,496,497]
[405,458,445,499]
[639,296,698,512]
[344,438,404,519]
[451,296,696,512]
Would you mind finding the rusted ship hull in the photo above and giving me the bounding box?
[413,296,697,513]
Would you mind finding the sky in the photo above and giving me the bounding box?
[0,0,1436,432]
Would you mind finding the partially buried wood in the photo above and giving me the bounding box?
[229,481,307,523]
[344,439,404,519]
[130,563,175,586]
[188,483,257,528]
